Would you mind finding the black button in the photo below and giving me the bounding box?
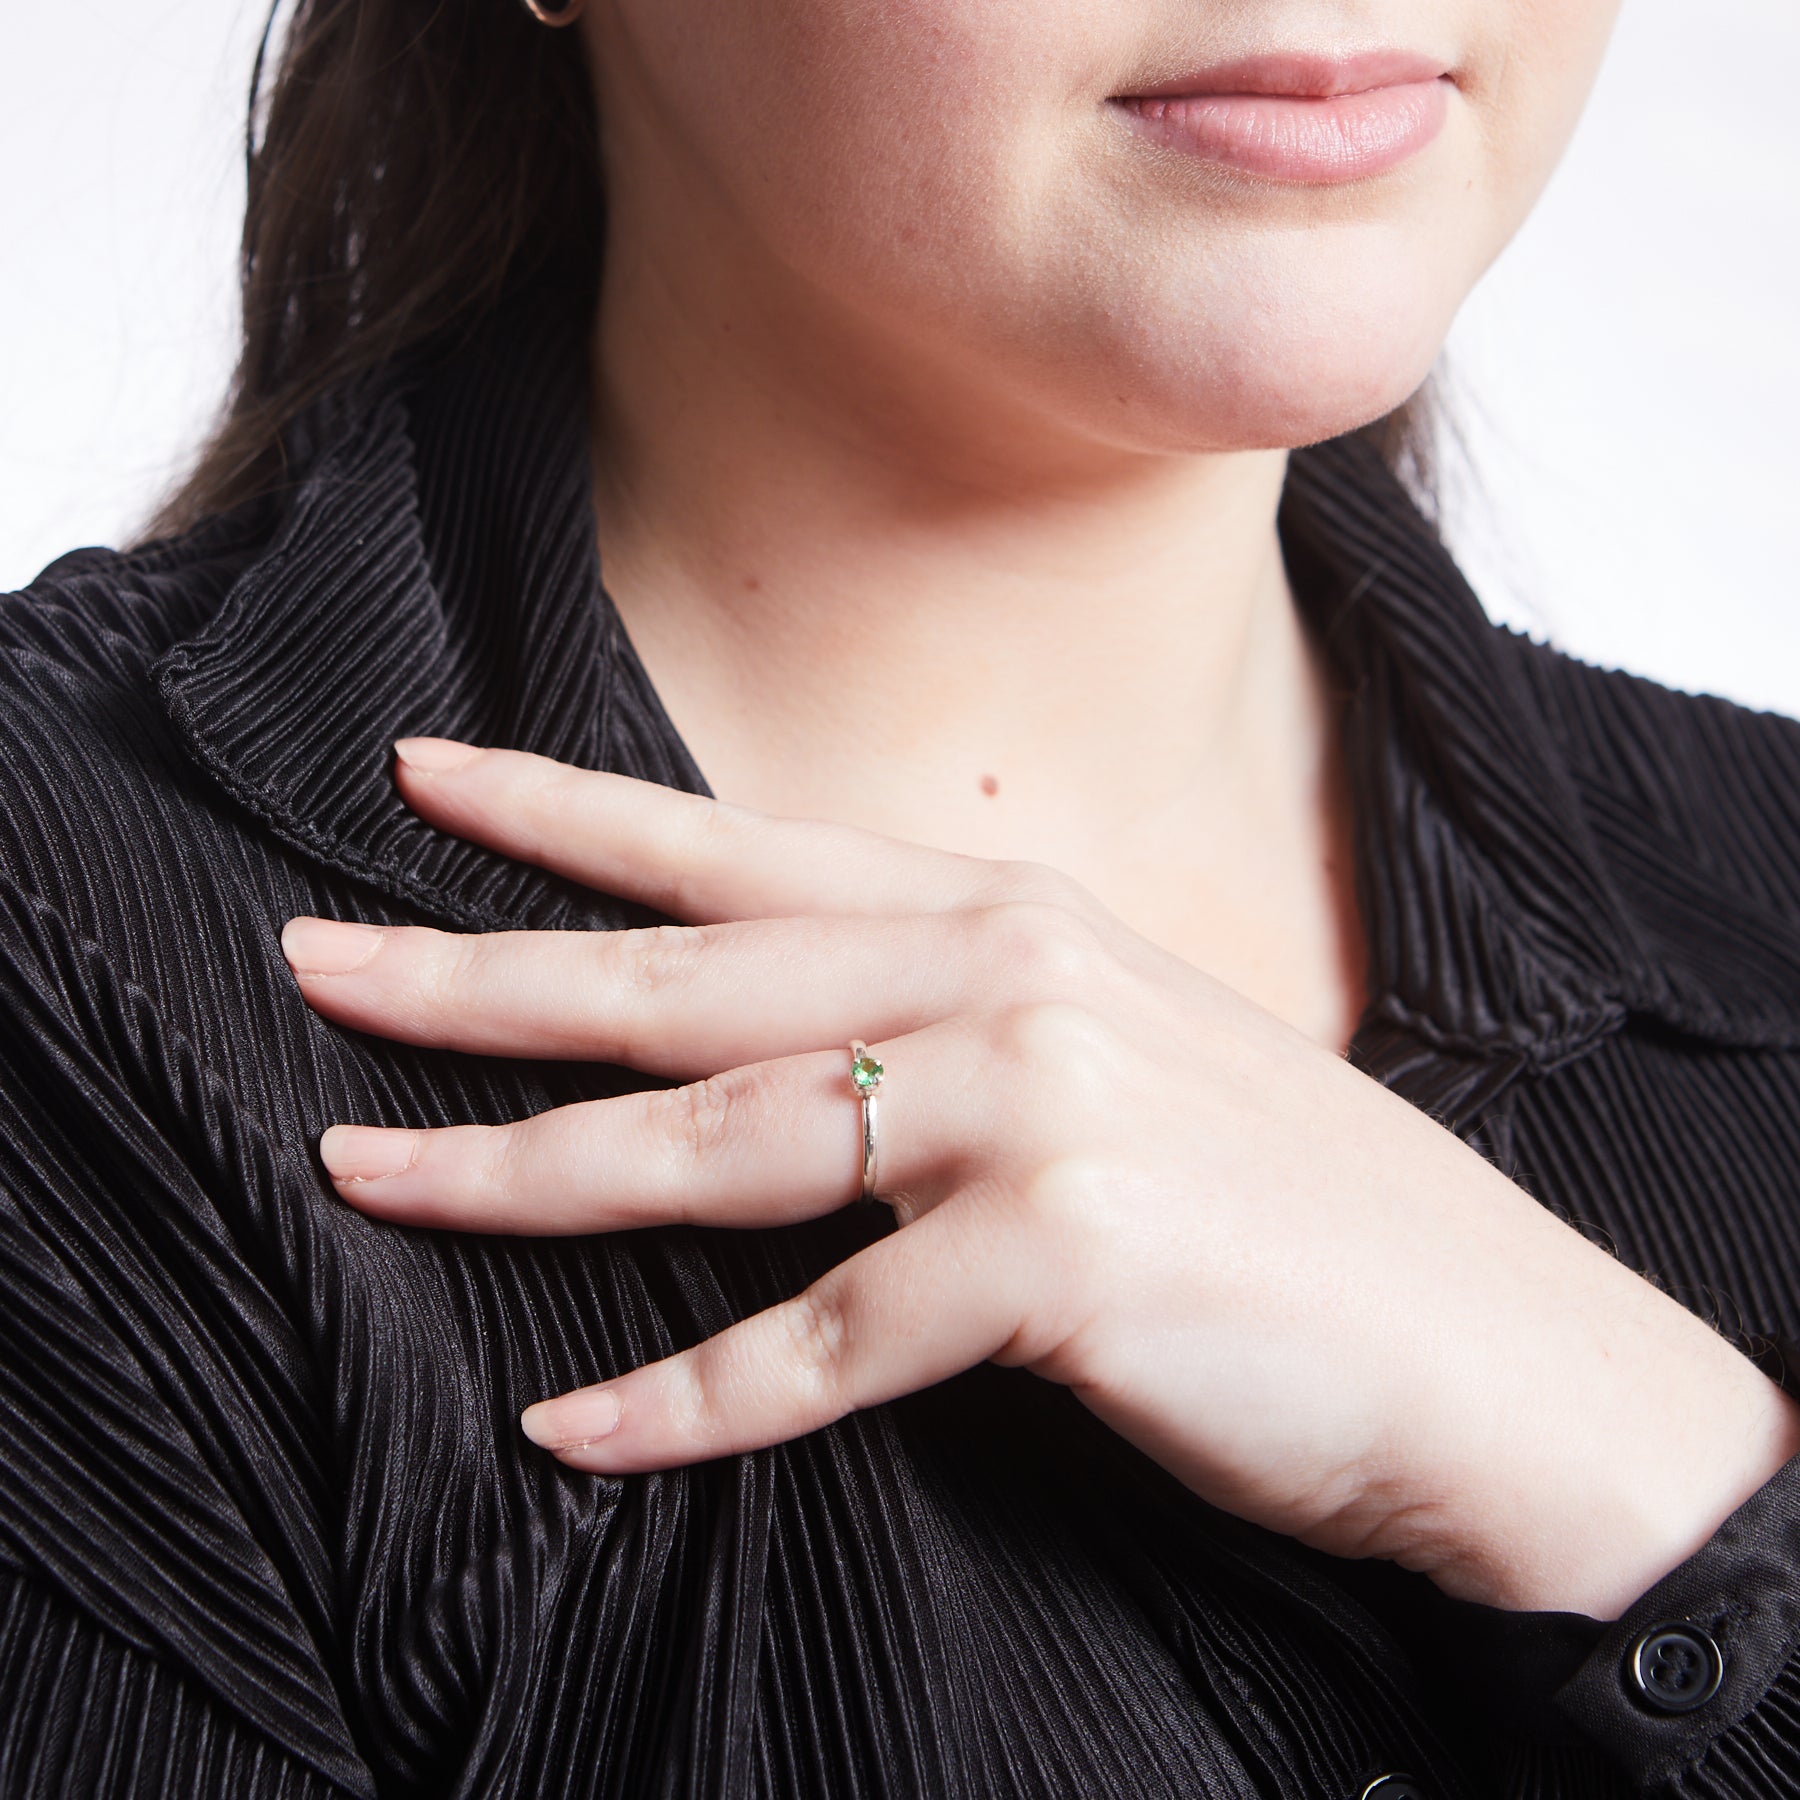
[1627,1623,1724,1714]
[1360,1778,1428,1800]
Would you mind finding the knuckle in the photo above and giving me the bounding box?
[662,1069,746,1171]
[975,899,1103,995]
[660,798,754,917]
[409,927,485,1022]
[510,756,573,858]
[662,1354,722,1453]
[658,807,722,918]
[984,858,1080,909]
[621,922,709,999]
[993,997,1112,1074]
[483,1120,528,1215]
[985,1001,1121,1128]
[782,1283,853,1410]
[1021,1153,1112,1234]
[1015,1154,1137,1307]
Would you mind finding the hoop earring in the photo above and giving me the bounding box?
[518,0,585,25]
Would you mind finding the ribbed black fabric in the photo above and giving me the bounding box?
[4,285,1800,1799]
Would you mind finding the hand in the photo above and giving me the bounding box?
[282,737,1800,1618]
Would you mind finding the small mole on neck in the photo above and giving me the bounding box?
[979,773,1000,798]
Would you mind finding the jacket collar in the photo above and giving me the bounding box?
[156,287,698,942]
[1280,440,1800,1059]
[154,285,1800,1074]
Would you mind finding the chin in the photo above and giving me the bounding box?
[998,195,1473,456]
[1066,272,1454,456]
[1187,348,1439,454]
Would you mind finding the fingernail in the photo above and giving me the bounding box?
[281,917,386,976]
[319,1124,420,1183]
[394,736,483,775]
[521,1387,621,1451]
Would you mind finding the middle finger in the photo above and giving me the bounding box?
[280,902,1097,1075]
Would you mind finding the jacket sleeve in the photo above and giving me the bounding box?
[0,872,373,1797]
[1400,1350,1800,1795]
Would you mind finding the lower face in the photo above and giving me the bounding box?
[588,0,1623,457]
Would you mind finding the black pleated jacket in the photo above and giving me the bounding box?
[5,289,1800,1800]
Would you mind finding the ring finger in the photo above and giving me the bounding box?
[318,1021,997,1235]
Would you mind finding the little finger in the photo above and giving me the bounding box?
[520,1191,1040,1472]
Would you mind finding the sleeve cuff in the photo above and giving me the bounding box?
[1547,1441,1800,1788]
[1406,1339,1800,1789]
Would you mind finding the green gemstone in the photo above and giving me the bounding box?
[851,1053,883,1094]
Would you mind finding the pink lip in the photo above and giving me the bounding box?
[1115,51,1452,184]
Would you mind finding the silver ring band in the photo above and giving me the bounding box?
[848,1040,883,1204]
[860,1090,879,1202]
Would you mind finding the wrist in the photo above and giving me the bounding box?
[1434,1316,1800,1618]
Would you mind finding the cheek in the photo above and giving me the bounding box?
[605,0,1067,235]
[604,0,1119,316]
[1459,0,1625,249]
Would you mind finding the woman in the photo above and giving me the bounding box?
[4,0,1799,1793]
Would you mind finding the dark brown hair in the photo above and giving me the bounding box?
[140,0,1431,544]
[139,0,601,542]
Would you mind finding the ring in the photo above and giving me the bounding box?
[848,1040,884,1204]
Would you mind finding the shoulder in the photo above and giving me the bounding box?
[1501,627,1800,917]
[0,503,286,955]
[2,501,275,661]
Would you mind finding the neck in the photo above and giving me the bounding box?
[587,231,1363,1045]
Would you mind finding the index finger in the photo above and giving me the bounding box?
[518,1194,1035,1472]
[392,737,1001,924]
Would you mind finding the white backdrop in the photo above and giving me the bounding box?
[4,0,1797,716]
